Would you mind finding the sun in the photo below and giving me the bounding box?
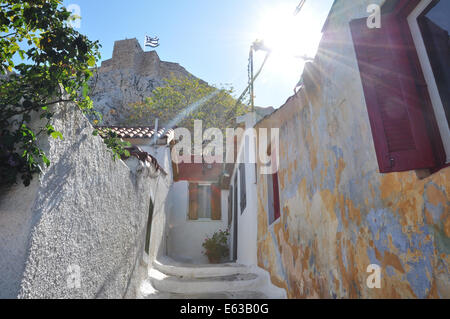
[253,3,324,81]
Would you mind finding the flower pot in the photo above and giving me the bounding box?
[207,255,221,264]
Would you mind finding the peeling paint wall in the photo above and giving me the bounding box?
[255,0,449,299]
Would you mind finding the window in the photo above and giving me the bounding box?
[188,183,221,220]
[198,185,212,219]
[350,0,448,174]
[267,146,280,225]
[409,0,450,162]
[239,163,247,214]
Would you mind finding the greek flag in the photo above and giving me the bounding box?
[145,36,159,48]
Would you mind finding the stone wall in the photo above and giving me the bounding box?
[0,103,171,298]
[90,38,195,125]
[255,0,450,299]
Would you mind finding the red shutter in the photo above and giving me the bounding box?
[188,183,198,220]
[350,14,438,173]
[272,172,280,220]
[211,184,221,220]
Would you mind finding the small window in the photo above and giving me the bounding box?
[188,182,221,220]
[198,185,212,219]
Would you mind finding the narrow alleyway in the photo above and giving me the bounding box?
[139,257,286,299]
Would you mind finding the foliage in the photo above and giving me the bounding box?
[128,76,249,134]
[0,0,125,189]
[93,128,131,160]
[202,229,230,263]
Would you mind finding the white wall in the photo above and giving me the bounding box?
[0,103,171,299]
[0,180,39,298]
[139,145,173,180]
[236,163,258,266]
[166,181,229,264]
[230,113,259,266]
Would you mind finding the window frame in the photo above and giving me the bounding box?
[407,0,450,163]
[188,182,218,221]
[197,183,212,220]
[350,0,449,174]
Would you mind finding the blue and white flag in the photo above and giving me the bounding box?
[145,36,160,48]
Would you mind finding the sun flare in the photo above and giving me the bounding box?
[253,3,324,81]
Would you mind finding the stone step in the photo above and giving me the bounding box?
[153,256,251,279]
[141,278,269,299]
[139,257,287,299]
[147,267,265,295]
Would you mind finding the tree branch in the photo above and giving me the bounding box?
[0,32,17,39]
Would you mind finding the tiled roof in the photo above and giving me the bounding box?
[95,126,174,143]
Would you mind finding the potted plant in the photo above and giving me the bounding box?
[202,229,230,264]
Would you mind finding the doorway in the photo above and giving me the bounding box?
[145,200,154,255]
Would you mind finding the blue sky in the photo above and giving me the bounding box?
[63,0,334,108]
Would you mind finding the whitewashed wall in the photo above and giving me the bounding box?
[166,181,229,264]
[230,113,259,266]
[0,103,170,298]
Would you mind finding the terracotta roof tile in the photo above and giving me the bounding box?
[95,126,174,144]
[94,126,172,172]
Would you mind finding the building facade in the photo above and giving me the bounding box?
[246,0,449,298]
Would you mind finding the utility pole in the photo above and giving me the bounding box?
[249,46,255,113]
[294,0,306,15]
[241,1,308,114]
[248,40,271,113]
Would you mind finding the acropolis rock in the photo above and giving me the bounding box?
[89,38,196,125]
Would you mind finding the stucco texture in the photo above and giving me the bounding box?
[255,0,449,299]
[0,103,170,298]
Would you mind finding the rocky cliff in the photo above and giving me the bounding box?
[89,38,195,125]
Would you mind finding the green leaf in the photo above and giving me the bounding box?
[81,82,89,97]
[42,155,50,167]
[50,131,64,140]
[87,55,96,67]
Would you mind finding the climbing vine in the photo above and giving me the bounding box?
[0,0,125,189]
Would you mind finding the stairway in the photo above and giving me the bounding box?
[138,256,286,299]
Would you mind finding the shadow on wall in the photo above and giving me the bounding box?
[0,103,170,299]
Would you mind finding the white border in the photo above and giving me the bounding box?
[408,0,450,163]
